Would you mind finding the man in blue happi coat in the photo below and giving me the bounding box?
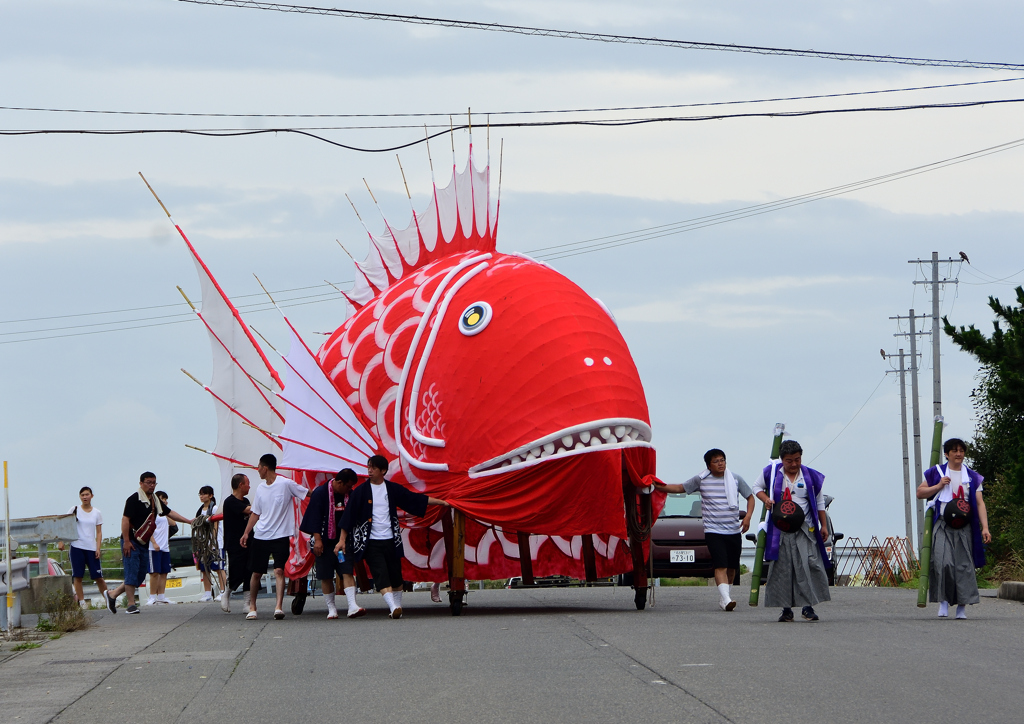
[337,455,449,619]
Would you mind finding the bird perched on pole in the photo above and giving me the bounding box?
[959,251,970,264]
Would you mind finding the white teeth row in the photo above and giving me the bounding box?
[499,425,643,468]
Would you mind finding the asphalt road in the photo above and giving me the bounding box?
[3,586,1022,724]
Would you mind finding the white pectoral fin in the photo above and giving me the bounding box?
[279,324,380,472]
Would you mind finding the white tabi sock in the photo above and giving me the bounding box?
[383,591,397,612]
[393,590,403,609]
[938,601,949,617]
[717,583,731,604]
[344,586,358,611]
[955,605,967,619]
[324,592,337,614]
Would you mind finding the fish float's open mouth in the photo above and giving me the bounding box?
[468,418,652,478]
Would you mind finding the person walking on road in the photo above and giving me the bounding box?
[337,455,449,619]
[753,440,831,623]
[240,454,309,621]
[58,486,109,606]
[195,486,227,603]
[221,473,252,613]
[146,491,174,605]
[653,449,754,611]
[917,438,991,619]
[299,468,366,620]
[106,472,190,614]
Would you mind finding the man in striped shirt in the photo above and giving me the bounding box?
[654,449,754,610]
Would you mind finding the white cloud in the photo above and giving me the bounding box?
[614,274,875,325]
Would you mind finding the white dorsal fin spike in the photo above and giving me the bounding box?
[362,177,404,277]
[397,155,426,267]
[343,146,496,303]
[424,125,436,185]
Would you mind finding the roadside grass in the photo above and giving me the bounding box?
[37,590,89,633]
[659,578,706,587]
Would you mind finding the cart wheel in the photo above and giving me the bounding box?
[291,591,307,616]
[634,587,647,610]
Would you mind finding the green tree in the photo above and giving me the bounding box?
[944,285,1024,558]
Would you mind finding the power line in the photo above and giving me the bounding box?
[6,133,1024,341]
[0,293,347,346]
[179,0,1024,72]
[530,134,1024,261]
[5,76,1024,119]
[808,374,888,463]
[0,290,341,337]
[0,280,350,325]
[5,98,1024,154]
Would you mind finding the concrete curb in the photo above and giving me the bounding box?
[997,580,1024,601]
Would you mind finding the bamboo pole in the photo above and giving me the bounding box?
[917,416,945,607]
[749,424,786,606]
[4,461,12,636]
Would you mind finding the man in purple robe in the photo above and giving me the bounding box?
[753,440,831,622]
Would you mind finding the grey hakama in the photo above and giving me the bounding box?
[929,519,980,605]
[764,519,831,608]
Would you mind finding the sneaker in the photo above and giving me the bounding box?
[326,609,339,620]
[801,606,819,621]
[126,604,140,614]
[347,607,367,619]
[778,608,794,623]
[104,590,117,614]
[145,597,157,606]
[430,582,442,603]
[199,592,213,602]
[274,609,285,620]
[246,610,258,620]
[390,607,403,620]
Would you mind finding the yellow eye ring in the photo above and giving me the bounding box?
[459,301,492,336]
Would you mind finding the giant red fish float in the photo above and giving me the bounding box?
[167,144,663,612]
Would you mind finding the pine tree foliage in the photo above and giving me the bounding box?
[944,286,1024,557]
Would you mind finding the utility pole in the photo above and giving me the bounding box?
[909,252,960,420]
[881,348,915,550]
[891,309,929,549]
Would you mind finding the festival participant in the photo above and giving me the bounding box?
[299,468,366,620]
[147,491,173,605]
[221,473,252,613]
[106,473,191,614]
[753,440,831,622]
[337,455,450,619]
[195,485,227,603]
[917,438,991,619]
[240,454,309,621]
[58,486,109,606]
[652,449,755,611]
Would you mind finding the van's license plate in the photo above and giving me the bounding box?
[670,550,695,563]
[165,579,183,588]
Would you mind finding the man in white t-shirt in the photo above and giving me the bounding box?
[240,453,308,620]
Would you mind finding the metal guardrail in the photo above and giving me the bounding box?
[0,514,78,545]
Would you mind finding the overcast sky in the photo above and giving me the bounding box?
[2,1,1023,546]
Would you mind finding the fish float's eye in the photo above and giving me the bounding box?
[459,301,492,336]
